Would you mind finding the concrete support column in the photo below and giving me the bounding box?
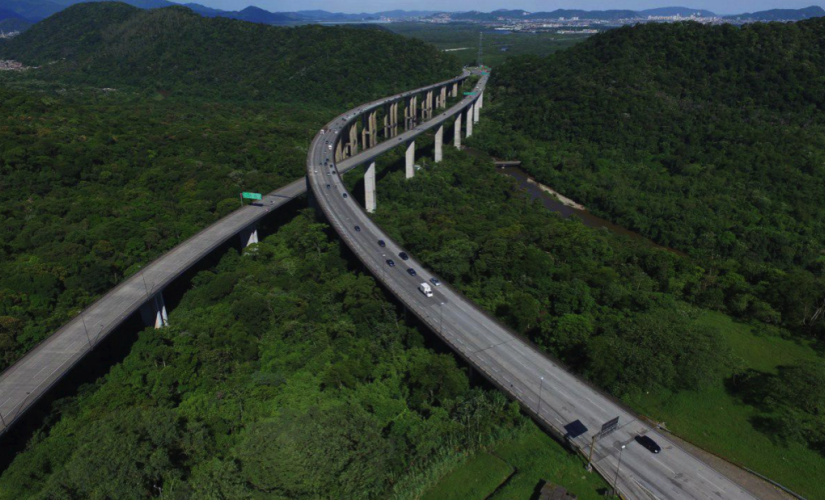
[140,292,169,329]
[392,102,398,136]
[361,114,368,151]
[371,111,378,148]
[466,104,474,138]
[364,161,376,213]
[405,140,415,179]
[335,140,342,162]
[435,124,444,163]
[474,100,480,123]
[478,91,484,109]
[240,224,259,247]
[453,82,458,97]
[454,114,462,149]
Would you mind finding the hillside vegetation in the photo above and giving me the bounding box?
[0,2,460,372]
[0,214,534,499]
[0,2,460,105]
[477,19,825,341]
[368,142,825,497]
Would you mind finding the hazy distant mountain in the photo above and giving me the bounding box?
[0,7,26,20]
[0,0,64,20]
[724,6,825,21]
[640,7,716,17]
[0,16,33,30]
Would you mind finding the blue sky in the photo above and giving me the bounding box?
[190,1,825,15]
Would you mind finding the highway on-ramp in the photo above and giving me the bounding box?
[307,71,761,500]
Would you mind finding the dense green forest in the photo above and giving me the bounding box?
[0,214,536,499]
[474,20,825,342]
[0,2,461,372]
[368,145,825,497]
[0,2,460,105]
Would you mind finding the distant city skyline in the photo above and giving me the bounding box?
[178,1,825,16]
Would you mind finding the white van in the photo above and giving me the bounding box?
[418,283,433,298]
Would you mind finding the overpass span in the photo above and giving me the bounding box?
[0,67,761,500]
[306,70,761,500]
[0,73,469,437]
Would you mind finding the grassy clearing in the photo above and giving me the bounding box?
[420,452,512,500]
[422,423,608,500]
[633,311,824,499]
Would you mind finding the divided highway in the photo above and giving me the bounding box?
[0,72,469,436]
[306,71,762,500]
[0,67,764,500]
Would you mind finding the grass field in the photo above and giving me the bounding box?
[422,423,608,500]
[633,311,824,499]
[420,452,513,500]
[385,22,590,67]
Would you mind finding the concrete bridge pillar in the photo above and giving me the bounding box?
[349,124,358,157]
[392,102,398,137]
[466,104,474,138]
[441,86,447,108]
[240,224,259,247]
[474,100,480,124]
[478,91,484,109]
[364,161,376,213]
[435,124,443,163]
[453,82,458,97]
[454,113,462,149]
[140,291,169,329]
[371,111,378,148]
[405,140,415,179]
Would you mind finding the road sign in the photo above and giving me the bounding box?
[242,192,262,200]
[599,416,620,438]
[463,92,477,96]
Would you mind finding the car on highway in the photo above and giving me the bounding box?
[407,268,417,276]
[342,193,348,198]
[354,226,361,232]
[378,240,386,247]
[399,252,409,261]
[430,278,441,287]
[326,184,330,189]
[635,435,661,454]
[386,259,395,267]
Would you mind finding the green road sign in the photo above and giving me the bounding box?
[242,192,262,200]
[464,92,477,96]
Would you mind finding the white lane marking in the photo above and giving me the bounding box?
[697,472,724,492]
[651,456,676,475]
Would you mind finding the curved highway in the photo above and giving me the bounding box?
[306,71,761,500]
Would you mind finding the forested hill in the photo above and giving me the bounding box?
[0,2,460,104]
[478,20,825,336]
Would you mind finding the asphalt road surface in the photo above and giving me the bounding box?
[307,70,761,500]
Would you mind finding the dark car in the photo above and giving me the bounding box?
[386,259,396,267]
[354,226,361,232]
[399,252,409,261]
[326,184,330,189]
[342,193,348,198]
[406,268,417,276]
[378,240,386,247]
[635,435,661,454]
[430,278,442,287]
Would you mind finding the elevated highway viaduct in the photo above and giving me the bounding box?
[307,70,761,500]
[2,68,762,500]
[0,72,470,437]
